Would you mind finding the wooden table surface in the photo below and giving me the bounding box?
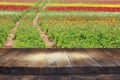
[0,49,120,75]
[0,74,120,80]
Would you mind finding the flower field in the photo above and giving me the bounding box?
[0,0,120,48]
[0,0,46,48]
[44,0,120,12]
[1,0,120,12]
[51,0,120,4]
[0,1,41,11]
[38,12,120,48]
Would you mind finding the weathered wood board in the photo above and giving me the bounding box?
[0,49,119,75]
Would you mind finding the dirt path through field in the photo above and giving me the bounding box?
[33,13,55,48]
[3,21,19,48]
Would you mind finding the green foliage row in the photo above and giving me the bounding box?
[39,12,120,48]
[40,22,120,48]
[13,13,47,48]
[0,15,15,47]
[0,0,46,48]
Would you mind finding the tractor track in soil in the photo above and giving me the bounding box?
[3,11,30,48]
[3,21,20,48]
[33,13,55,48]
[2,1,50,48]
[2,0,43,48]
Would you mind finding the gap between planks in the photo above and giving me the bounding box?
[33,13,55,48]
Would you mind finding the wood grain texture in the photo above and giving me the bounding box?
[0,74,120,80]
[84,49,117,66]
[66,49,101,67]
[103,49,120,66]
[0,49,119,75]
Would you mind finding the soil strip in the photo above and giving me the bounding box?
[33,13,55,48]
[3,21,19,48]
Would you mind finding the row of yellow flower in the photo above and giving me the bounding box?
[1,2,120,8]
[0,2,42,6]
[47,3,120,8]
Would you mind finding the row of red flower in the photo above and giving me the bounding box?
[44,6,120,12]
[1,5,120,12]
[0,5,30,11]
[57,0,120,4]
[0,5,38,11]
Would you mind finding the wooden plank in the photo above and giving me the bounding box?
[103,49,120,60]
[0,75,35,80]
[0,49,8,55]
[43,76,70,80]
[19,49,46,67]
[0,49,120,75]
[0,49,32,67]
[66,49,102,74]
[44,50,72,67]
[54,51,72,67]
[54,51,72,74]
[8,49,34,67]
[0,49,19,66]
[71,75,120,80]
[43,50,72,75]
[0,49,14,56]
[0,49,47,75]
[85,49,117,67]
[44,51,56,67]
[0,49,7,53]
[0,75,70,80]
[0,74,120,80]
[43,50,57,75]
[103,49,120,66]
[0,49,32,74]
[67,49,101,67]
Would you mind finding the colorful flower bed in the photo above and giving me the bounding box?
[45,6,120,12]
[38,12,120,48]
[3,0,38,2]
[0,5,30,11]
[0,2,40,11]
[53,0,120,4]
[44,3,120,12]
